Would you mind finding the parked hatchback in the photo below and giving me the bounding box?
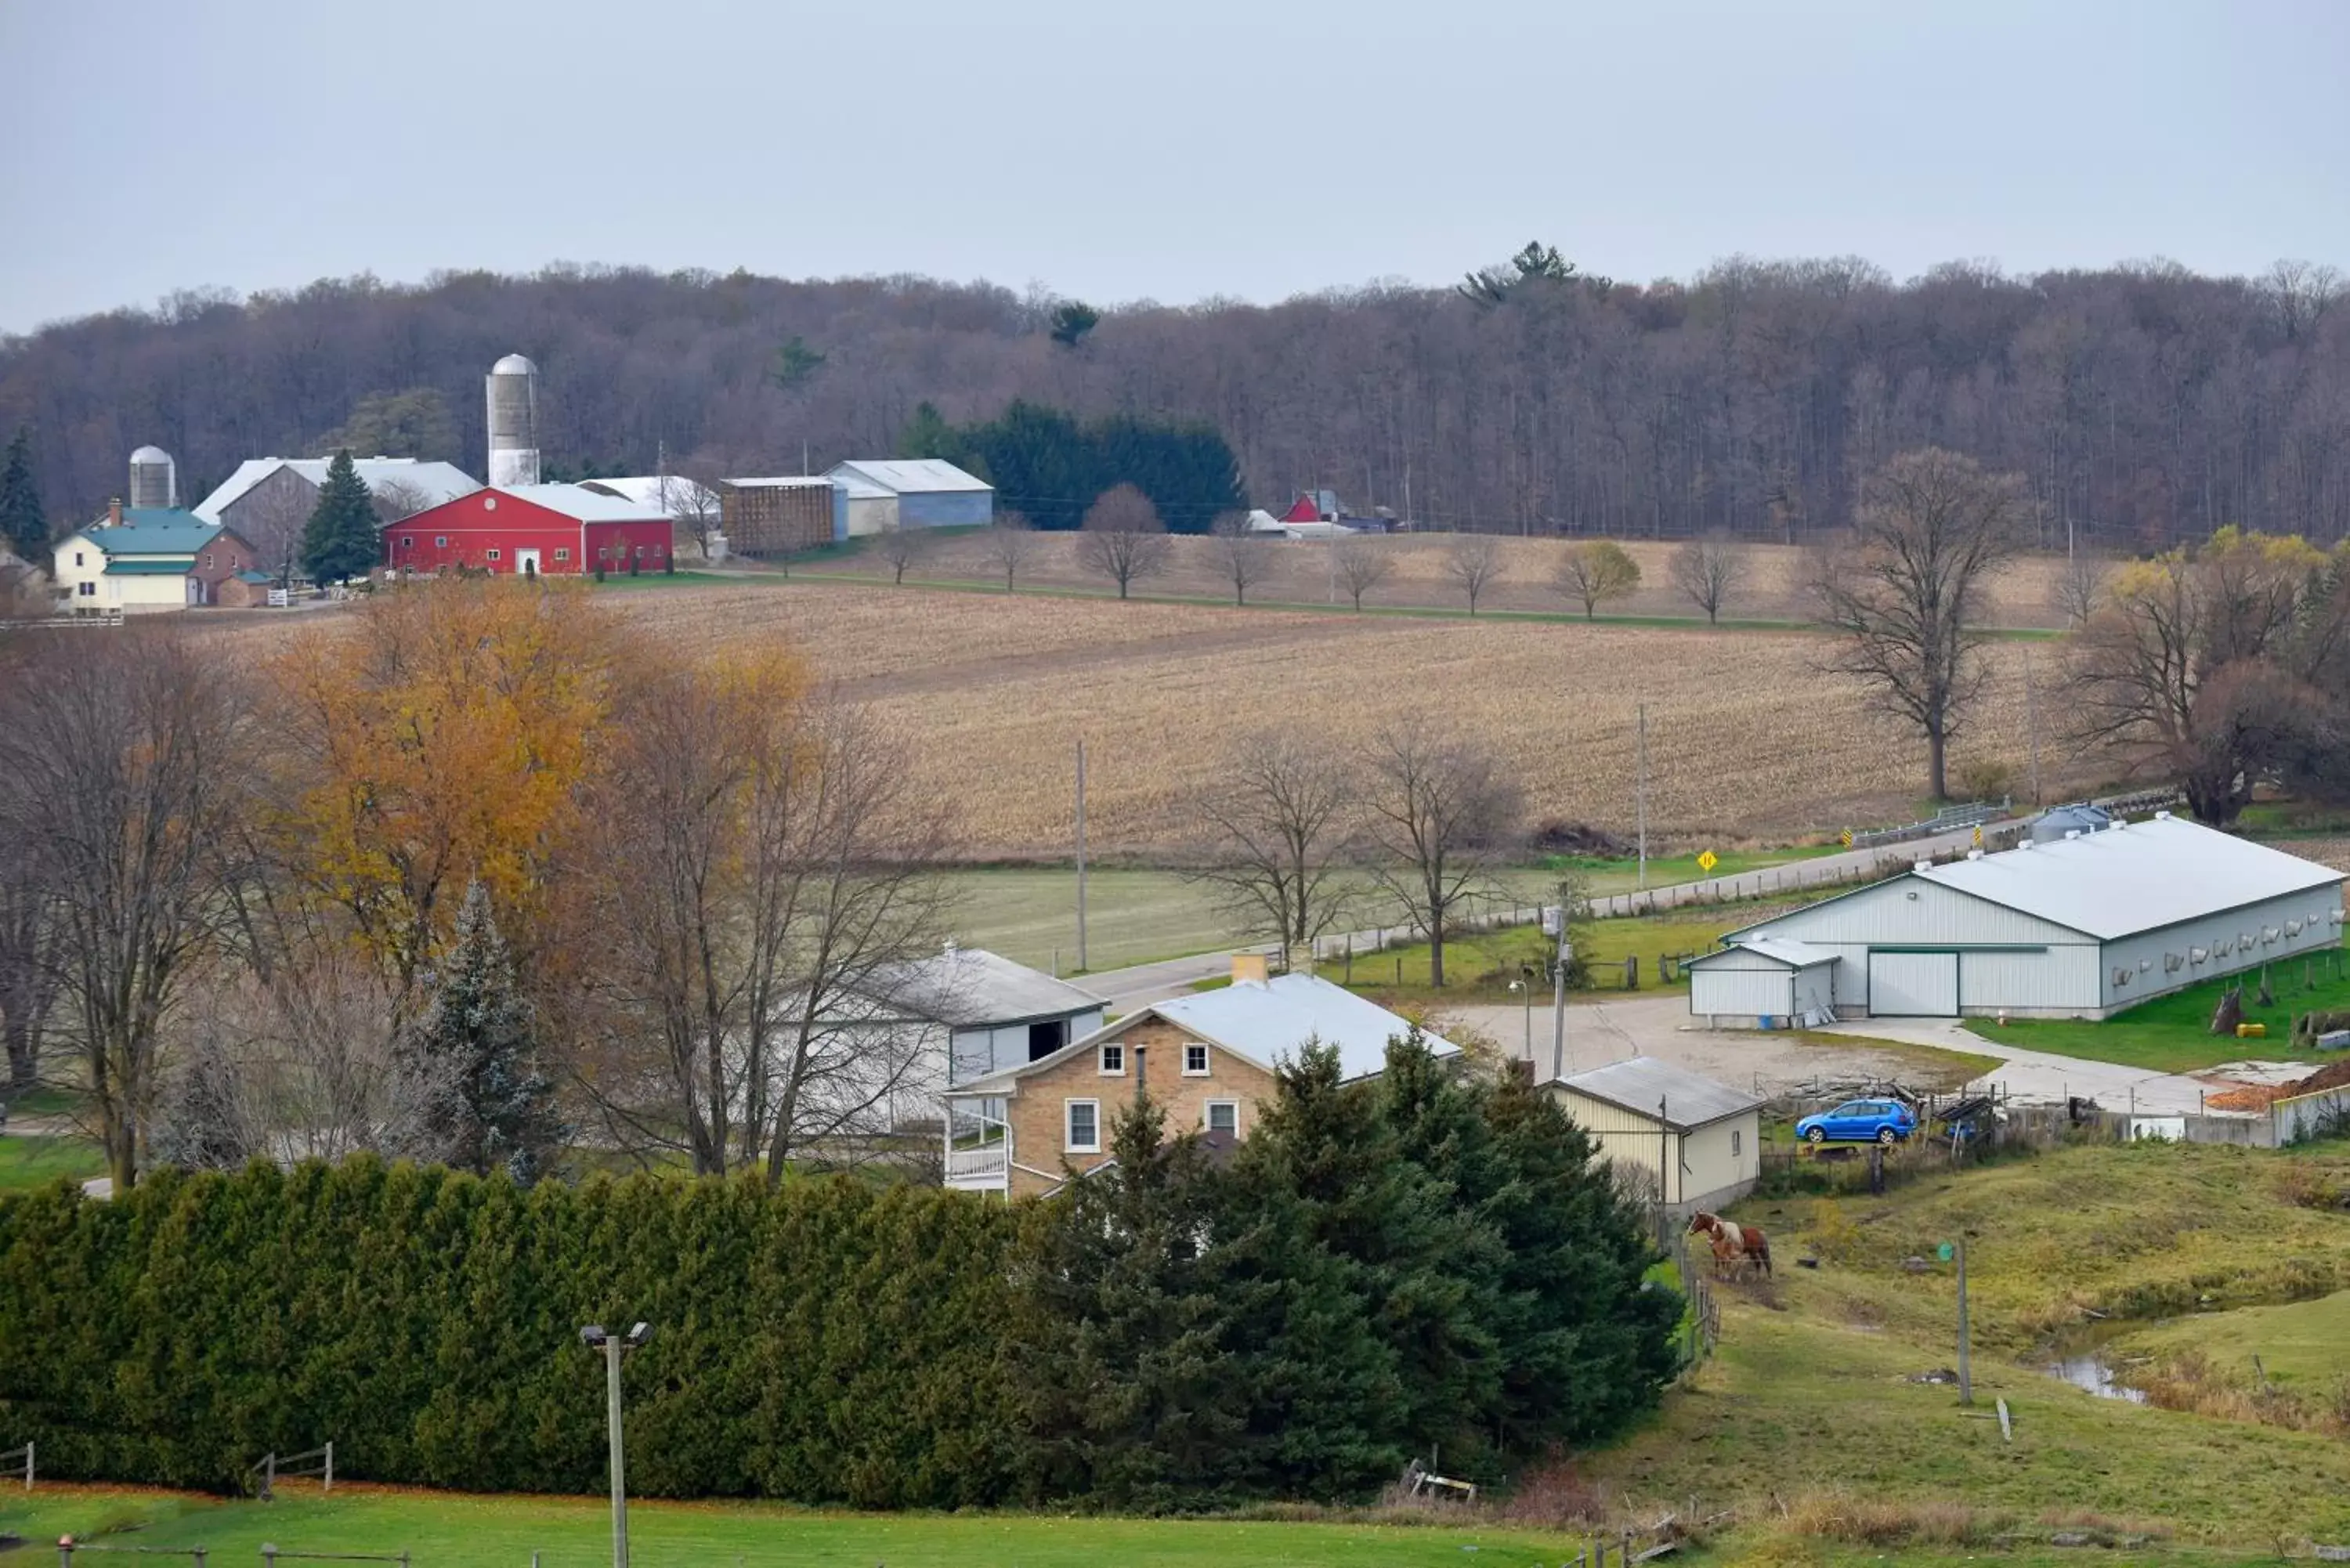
[1796,1098,1917,1145]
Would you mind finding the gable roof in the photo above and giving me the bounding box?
[869,947,1104,1028]
[1688,935,1839,970]
[1915,815,2340,941]
[1556,1056,1763,1131]
[955,973,1455,1096]
[487,483,667,523]
[193,458,480,522]
[77,511,223,557]
[829,459,991,495]
[579,475,724,515]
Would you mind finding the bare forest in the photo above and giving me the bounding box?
[4,255,2346,547]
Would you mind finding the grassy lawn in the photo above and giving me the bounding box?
[1965,945,2350,1072]
[1543,844,1838,896]
[0,1488,1588,1568]
[1333,913,1728,1003]
[0,1133,105,1190]
[2114,1285,2350,1392]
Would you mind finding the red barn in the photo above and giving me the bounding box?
[384,484,674,577]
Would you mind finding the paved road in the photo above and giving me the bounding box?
[1076,820,2019,1013]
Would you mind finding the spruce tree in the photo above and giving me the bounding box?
[410,880,562,1182]
[0,427,45,563]
[298,449,380,584]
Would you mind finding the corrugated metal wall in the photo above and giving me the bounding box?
[2099,891,2344,1011]
[1690,965,1795,1020]
[900,490,994,529]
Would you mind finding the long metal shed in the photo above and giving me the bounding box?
[1687,936,1838,1027]
[1705,814,2345,1023]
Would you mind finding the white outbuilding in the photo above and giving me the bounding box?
[1549,1057,1764,1214]
[1694,814,2345,1024]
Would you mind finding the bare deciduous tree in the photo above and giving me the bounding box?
[1076,485,1173,600]
[370,478,436,525]
[586,655,958,1179]
[0,804,60,1093]
[663,464,728,560]
[1667,533,1745,624]
[0,630,250,1187]
[1361,725,1523,988]
[1549,541,1642,619]
[1441,532,1505,614]
[2049,548,2110,628]
[1184,732,1357,949]
[240,483,314,584]
[872,523,931,586]
[1813,447,2032,800]
[984,513,1038,592]
[1209,515,1277,605]
[1333,537,1394,611]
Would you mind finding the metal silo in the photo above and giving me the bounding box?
[486,353,540,487]
[128,445,178,508]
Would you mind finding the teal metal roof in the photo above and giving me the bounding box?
[80,511,222,557]
[235,570,273,584]
[106,558,197,576]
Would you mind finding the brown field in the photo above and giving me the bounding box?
[591,582,2093,858]
[790,532,2081,628]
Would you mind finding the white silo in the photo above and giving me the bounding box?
[128,445,178,508]
[486,353,540,487]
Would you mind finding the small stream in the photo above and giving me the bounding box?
[2043,1344,2147,1402]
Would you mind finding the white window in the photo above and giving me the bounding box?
[1205,1100,1238,1136]
[1098,1042,1125,1075]
[78,581,95,597]
[1065,1100,1101,1153]
[434,536,448,548]
[1732,1129,1742,1156]
[74,551,84,567]
[554,547,570,562]
[1184,1042,1209,1075]
[486,548,502,562]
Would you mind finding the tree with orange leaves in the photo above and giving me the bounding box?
[270,578,625,1016]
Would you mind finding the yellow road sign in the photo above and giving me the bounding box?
[1972,825,1984,847]
[1697,850,1719,874]
[1839,829,1854,847]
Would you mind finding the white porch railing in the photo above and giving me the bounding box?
[945,1145,1008,1181]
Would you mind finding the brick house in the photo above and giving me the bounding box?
[942,957,1457,1197]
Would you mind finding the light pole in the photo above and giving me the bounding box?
[1508,977,1531,1063]
[580,1321,652,1568]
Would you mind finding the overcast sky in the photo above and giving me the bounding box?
[3,0,2345,332]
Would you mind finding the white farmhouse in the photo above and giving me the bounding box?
[1690,814,2345,1024]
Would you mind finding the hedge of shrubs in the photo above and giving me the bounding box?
[0,1035,1679,1508]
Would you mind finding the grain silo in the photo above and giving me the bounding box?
[128,445,178,508]
[486,353,540,487]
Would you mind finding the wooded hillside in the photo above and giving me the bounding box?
[3,255,2345,544]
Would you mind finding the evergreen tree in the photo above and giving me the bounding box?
[0,427,45,563]
[1011,1093,1251,1508]
[410,880,562,1183]
[298,449,381,584]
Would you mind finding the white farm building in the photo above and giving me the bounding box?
[1689,814,2345,1024]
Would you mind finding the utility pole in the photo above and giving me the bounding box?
[2024,649,2042,807]
[1075,738,1089,972]
[579,1323,650,1568]
[1956,1238,1973,1406]
[1546,901,1571,1082]
[1636,703,1650,891]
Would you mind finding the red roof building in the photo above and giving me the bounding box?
[385,484,674,577]
[1279,493,1326,524]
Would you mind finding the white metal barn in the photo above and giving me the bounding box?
[1685,936,1840,1028]
[1693,814,2345,1023]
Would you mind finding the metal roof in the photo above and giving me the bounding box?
[727,475,836,489]
[78,513,222,556]
[490,483,668,522]
[1690,935,1840,970]
[193,458,481,523]
[868,946,1104,1028]
[1919,815,2342,940]
[492,353,537,375]
[828,459,992,495]
[105,558,198,576]
[578,476,724,516]
[1555,1056,1764,1131]
[129,445,173,463]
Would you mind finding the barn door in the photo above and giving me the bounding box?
[1868,951,1958,1017]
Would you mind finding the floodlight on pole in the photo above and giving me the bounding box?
[579,1321,652,1568]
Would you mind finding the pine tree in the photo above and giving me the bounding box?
[410,880,562,1182]
[0,427,46,563]
[298,449,381,584]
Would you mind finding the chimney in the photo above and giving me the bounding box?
[1133,1044,1148,1104]
[108,497,124,527]
[1231,952,1270,987]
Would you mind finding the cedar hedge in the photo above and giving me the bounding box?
[0,1038,1679,1507]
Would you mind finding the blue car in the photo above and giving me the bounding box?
[1796,1098,1917,1145]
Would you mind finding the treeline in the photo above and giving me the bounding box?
[0,1038,1678,1507]
[903,399,1246,532]
[2,254,2346,547]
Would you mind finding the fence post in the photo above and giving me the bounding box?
[193,1551,207,1568]
[57,1536,72,1568]
[260,1548,277,1568]
[323,1440,332,1494]
[22,1438,29,1490]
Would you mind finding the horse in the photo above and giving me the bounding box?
[1688,1210,1772,1278]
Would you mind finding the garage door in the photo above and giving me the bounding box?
[1869,951,1958,1017]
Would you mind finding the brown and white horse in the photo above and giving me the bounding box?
[1688,1210,1772,1278]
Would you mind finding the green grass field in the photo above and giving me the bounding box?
[1544,844,1837,896]
[0,1488,1587,1568]
[1965,945,2350,1072]
[1333,913,1729,1002]
[0,1132,104,1190]
[2115,1286,2350,1392]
